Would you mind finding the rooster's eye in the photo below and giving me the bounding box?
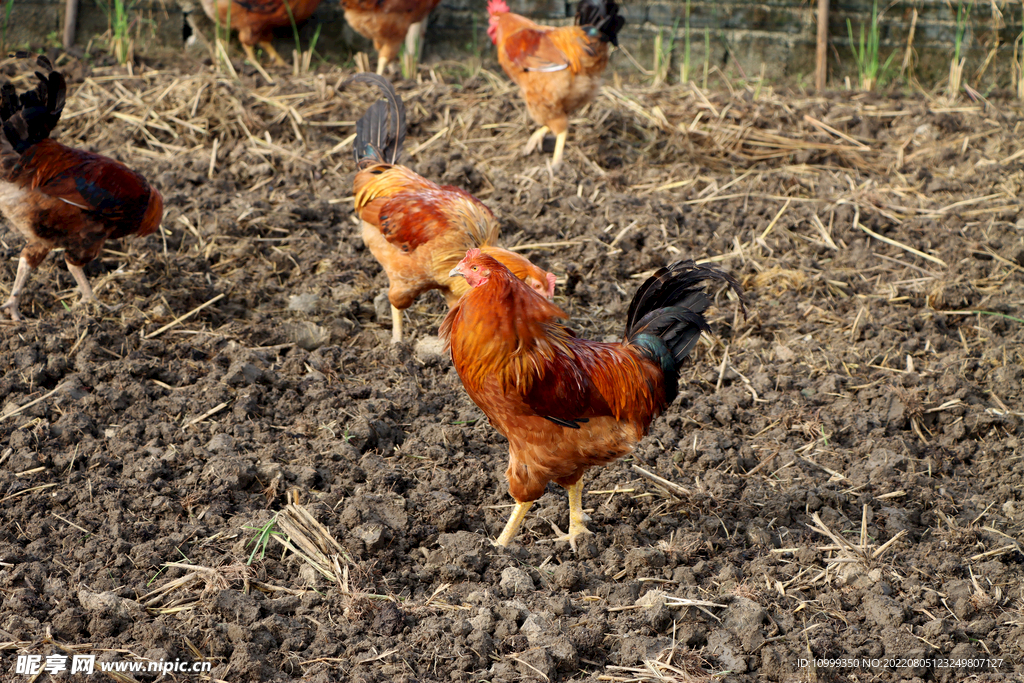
[471,266,478,271]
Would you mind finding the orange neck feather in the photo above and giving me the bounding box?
[442,267,568,391]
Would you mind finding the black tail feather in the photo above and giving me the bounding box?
[347,73,406,167]
[0,83,17,122]
[625,261,745,403]
[1,52,66,153]
[575,0,625,46]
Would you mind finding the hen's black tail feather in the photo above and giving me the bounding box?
[575,0,625,47]
[1,53,66,154]
[624,261,745,404]
[348,73,406,168]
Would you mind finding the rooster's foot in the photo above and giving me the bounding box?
[523,126,550,156]
[549,521,594,553]
[1,297,22,322]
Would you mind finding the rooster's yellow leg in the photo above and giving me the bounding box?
[376,54,389,75]
[495,501,534,546]
[550,130,568,171]
[555,479,593,551]
[391,304,403,343]
[523,126,549,156]
[243,43,259,65]
[258,41,288,66]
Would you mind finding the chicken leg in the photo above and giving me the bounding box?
[554,479,593,551]
[391,304,403,343]
[66,261,115,316]
[67,262,97,305]
[1,256,32,321]
[495,500,534,546]
[258,40,288,66]
[375,54,389,76]
[243,43,257,65]
[242,41,287,66]
[550,130,568,172]
[523,126,549,156]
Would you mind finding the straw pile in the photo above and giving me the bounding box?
[31,55,1022,216]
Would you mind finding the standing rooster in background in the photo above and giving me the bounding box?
[488,0,624,171]
[350,74,555,342]
[0,55,163,321]
[199,0,323,66]
[340,0,442,75]
[443,252,744,549]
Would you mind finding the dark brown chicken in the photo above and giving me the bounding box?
[0,56,163,321]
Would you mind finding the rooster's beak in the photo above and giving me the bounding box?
[449,267,464,278]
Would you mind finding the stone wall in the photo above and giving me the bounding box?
[5,0,1023,87]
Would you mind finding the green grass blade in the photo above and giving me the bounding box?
[283,0,301,60]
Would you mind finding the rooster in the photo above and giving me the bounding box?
[0,55,163,321]
[351,74,555,342]
[488,0,624,170]
[442,251,743,549]
[199,0,324,66]
[340,0,442,75]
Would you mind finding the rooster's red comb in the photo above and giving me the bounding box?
[487,0,509,15]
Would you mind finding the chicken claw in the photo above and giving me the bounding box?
[551,522,594,553]
[1,297,22,322]
[66,263,118,317]
[74,297,118,318]
[523,126,549,156]
[243,44,260,66]
[555,479,593,551]
[258,40,288,66]
[67,263,97,303]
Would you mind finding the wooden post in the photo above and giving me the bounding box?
[63,0,78,49]
[815,0,828,91]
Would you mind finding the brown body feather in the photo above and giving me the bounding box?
[1,139,161,268]
[7,141,158,235]
[340,0,441,67]
[200,0,323,57]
